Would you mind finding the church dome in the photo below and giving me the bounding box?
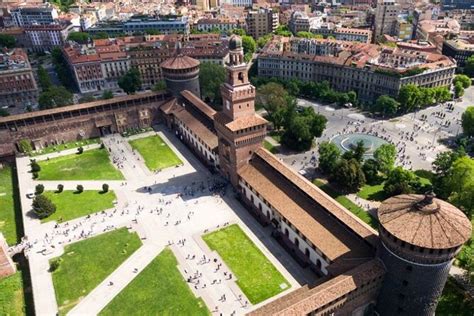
[229,35,242,50]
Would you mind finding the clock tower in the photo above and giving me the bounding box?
[214,35,267,187]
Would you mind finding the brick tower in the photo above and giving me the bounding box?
[376,193,472,316]
[214,35,267,187]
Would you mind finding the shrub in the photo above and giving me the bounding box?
[35,184,45,195]
[32,195,56,219]
[32,171,39,179]
[76,185,84,193]
[49,259,60,272]
[31,161,41,173]
[102,183,109,193]
[18,139,33,153]
[77,146,84,154]
[57,184,64,193]
[100,143,105,149]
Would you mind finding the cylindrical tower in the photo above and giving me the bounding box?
[376,194,471,316]
[160,46,201,99]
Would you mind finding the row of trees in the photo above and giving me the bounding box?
[372,84,451,117]
[252,77,357,107]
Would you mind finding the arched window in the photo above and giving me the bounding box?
[305,248,310,257]
[284,228,289,237]
[316,259,321,268]
[294,238,299,248]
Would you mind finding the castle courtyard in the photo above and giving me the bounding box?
[13,128,314,315]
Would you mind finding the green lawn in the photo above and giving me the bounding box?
[437,278,474,315]
[357,183,386,201]
[0,271,26,316]
[30,138,100,157]
[38,148,124,180]
[0,164,22,245]
[357,170,433,202]
[51,228,142,315]
[313,179,378,229]
[129,135,182,171]
[42,190,116,223]
[202,224,290,304]
[263,140,279,154]
[100,248,209,316]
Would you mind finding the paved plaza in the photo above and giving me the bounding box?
[276,86,474,174]
[12,128,314,315]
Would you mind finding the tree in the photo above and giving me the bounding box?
[57,184,64,193]
[51,48,75,90]
[274,25,292,37]
[362,158,380,184]
[32,195,56,219]
[332,159,366,192]
[374,144,397,174]
[464,55,474,78]
[102,90,113,100]
[432,148,466,199]
[199,63,226,106]
[296,31,314,38]
[256,82,289,129]
[118,68,141,94]
[38,86,73,109]
[30,161,41,173]
[37,65,52,91]
[454,81,465,98]
[373,95,400,117]
[281,106,327,151]
[242,35,256,62]
[152,80,167,92]
[19,139,33,153]
[102,183,109,193]
[0,34,16,48]
[67,32,91,44]
[398,84,422,112]
[35,184,44,195]
[384,167,416,196]
[454,74,471,89]
[318,141,341,174]
[76,185,84,193]
[445,156,474,218]
[256,34,272,48]
[462,106,474,137]
[342,140,366,163]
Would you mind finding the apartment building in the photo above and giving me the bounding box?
[0,48,38,111]
[258,36,456,102]
[442,38,474,70]
[245,8,278,39]
[63,41,131,94]
[11,4,58,27]
[374,0,401,39]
